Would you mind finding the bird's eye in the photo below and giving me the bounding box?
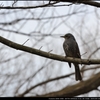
[67,35,70,38]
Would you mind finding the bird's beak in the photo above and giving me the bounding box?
[60,36,65,38]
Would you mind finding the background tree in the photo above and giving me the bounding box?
[0,0,100,97]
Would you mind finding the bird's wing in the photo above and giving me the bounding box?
[74,40,81,58]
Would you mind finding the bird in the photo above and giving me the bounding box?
[61,33,82,81]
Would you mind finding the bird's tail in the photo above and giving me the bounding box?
[74,63,82,81]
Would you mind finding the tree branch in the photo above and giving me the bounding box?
[34,72,100,97]
[17,66,100,97]
[0,1,100,9]
[0,1,59,9]
[52,0,100,8]
[0,36,100,64]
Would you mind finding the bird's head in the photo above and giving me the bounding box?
[60,33,75,40]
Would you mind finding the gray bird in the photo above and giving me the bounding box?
[61,33,82,81]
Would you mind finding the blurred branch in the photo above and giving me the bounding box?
[0,11,84,26]
[88,47,100,58]
[0,1,99,9]
[0,53,24,64]
[12,0,18,7]
[34,72,100,97]
[0,36,100,64]
[0,27,62,37]
[52,0,100,7]
[17,68,100,97]
[0,1,59,9]
[15,59,51,95]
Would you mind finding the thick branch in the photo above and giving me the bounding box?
[0,36,100,64]
[35,72,100,97]
[51,0,100,8]
[17,66,100,97]
[0,1,100,9]
[0,1,58,9]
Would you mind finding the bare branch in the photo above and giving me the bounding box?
[17,69,100,97]
[36,72,100,97]
[0,36,100,64]
[0,1,99,9]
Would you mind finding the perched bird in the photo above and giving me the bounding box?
[61,33,82,81]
